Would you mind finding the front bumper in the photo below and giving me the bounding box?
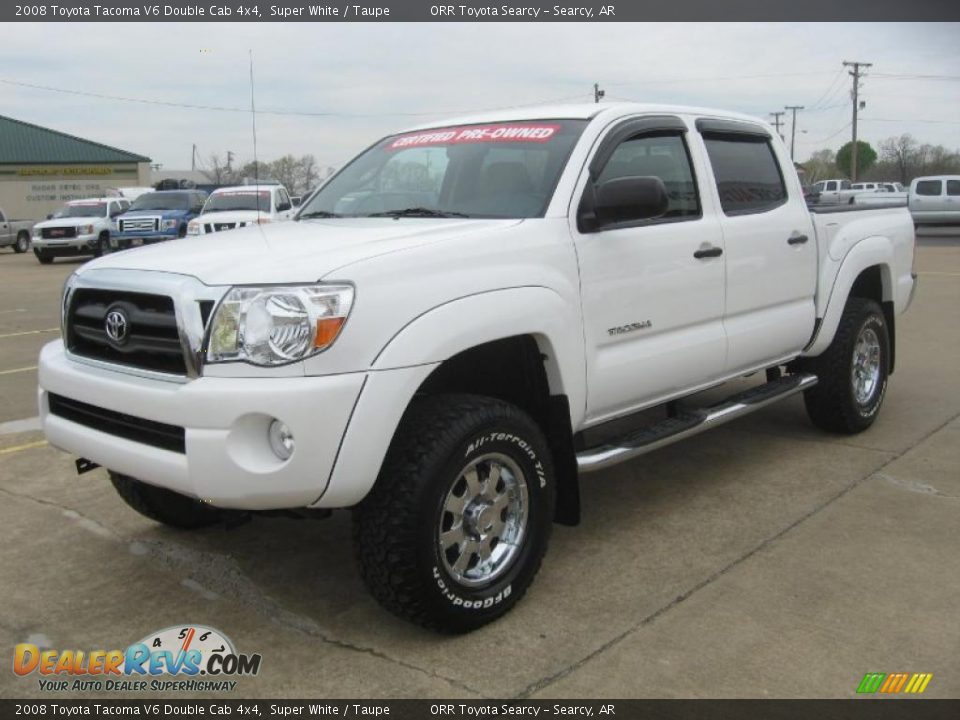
[33,234,98,250]
[111,232,177,248]
[38,341,367,510]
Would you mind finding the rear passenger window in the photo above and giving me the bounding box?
[947,180,960,196]
[596,133,700,220]
[915,180,942,196]
[703,135,787,215]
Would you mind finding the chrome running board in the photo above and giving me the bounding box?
[576,373,818,473]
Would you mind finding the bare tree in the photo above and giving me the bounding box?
[296,154,320,195]
[201,153,237,185]
[269,155,299,193]
[802,149,838,183]
[879,135,918,184]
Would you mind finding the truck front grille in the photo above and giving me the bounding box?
[205,223,237,233]
[66,289,187,375]
[48,393,186,453]
[41,226,78,239]
[119,217,158,233]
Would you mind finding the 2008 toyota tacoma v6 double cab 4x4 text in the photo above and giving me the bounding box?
[38,103,917,632]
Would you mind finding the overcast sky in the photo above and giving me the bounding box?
[1,22,958,172]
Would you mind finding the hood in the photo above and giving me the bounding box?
[34,217,101,229]
[80,217,521,285]
[195,210,266,226]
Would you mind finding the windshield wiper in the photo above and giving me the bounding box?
[298,210,342,219]
[363,207,472,219]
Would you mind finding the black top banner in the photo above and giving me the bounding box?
[4,0,960,22]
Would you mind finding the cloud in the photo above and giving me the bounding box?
[1,21,957,169]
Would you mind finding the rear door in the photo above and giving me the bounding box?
[911,179,944,219]
[573,115,728,422]
[695,119,817,374]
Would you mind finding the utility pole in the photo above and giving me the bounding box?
[226,150,235,174]
[191,143,197,172]
[784,105,804,160]
[770,111,785,141]
[593,82,605,104]
[843,60,872,182]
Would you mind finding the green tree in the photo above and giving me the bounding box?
[836,140,877,179]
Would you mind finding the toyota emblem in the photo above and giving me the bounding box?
[105,309,129,344]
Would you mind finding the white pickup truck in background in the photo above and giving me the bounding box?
[30,197,131,264]
[187,184,295,236]
[811,178,866,205]
[38,103,916,632]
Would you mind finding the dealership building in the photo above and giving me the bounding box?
[0,114,151,221]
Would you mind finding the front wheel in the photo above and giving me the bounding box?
[34,249,54,265]
[353,394,555,633]
[14,232,30,253]
[803,297,890,434]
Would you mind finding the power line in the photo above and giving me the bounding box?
[604,70,833,88]
[809,68,846,110]
[0,77,591,119]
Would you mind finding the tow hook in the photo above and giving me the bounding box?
[75,458,100,475]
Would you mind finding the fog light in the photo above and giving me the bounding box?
[268,420,295,460]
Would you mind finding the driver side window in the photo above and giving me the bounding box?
[596,132,701,221]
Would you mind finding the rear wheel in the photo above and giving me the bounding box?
[14,232,30,253]
[110,472,222,529]
[354,394,555,632]
[803,297,890,434]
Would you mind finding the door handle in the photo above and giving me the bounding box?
[788,234,809,245]
[693,246,723,259]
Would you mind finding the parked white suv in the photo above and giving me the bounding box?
[31,198,129,264]
[187,185,295,236]
[909,175,960,225]
[39,103,916,632]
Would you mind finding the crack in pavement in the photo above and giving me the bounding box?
[516,410,960,699]
[877,472,960,499]
[0,486,483,697]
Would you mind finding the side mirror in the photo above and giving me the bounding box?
[277,202,292,212]
[580,176,669,232]
[47,214,54,220]
[290,196,302,207]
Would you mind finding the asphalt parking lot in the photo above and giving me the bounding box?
[1,231,958,700]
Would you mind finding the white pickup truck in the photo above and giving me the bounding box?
[811,178,866,205]
[186,184,295,236]
[38,103,917,632]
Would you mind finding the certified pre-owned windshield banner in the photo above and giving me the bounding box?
[5,0,960,22]
[2,700,960,718]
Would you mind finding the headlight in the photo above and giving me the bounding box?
[162,219,179,230]
[207,284,354,366]
[78,224,94,235]
[187,220,201,235]
[32,229,41,239]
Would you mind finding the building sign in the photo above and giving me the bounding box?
[17,166,115,176]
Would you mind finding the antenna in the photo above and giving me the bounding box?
[248,50,261,224]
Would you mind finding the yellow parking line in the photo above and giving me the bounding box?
[0,328,59,340]
[0,366,38,376]
[0,440,47,456]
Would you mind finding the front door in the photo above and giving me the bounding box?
[572,116,727,424]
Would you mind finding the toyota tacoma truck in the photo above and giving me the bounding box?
[0,208,35,254]
[38,104,917,632]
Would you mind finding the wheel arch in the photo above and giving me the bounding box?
[805,236,895,365]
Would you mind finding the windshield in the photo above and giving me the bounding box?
[204,190,270,213]
[129,193,189,211]
[52,202,106,218]
[298,119,588,220]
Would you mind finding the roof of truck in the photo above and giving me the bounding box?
[401,102,769,133]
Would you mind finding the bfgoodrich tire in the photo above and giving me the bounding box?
[353,394,555,633]
[803,297,890,434]
[110,472,221,529]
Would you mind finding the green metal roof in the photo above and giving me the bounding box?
[0,114,150,165]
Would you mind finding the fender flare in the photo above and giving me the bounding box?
[312,287,586,509]
[371,286,585,411]
[804,236,893,357]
